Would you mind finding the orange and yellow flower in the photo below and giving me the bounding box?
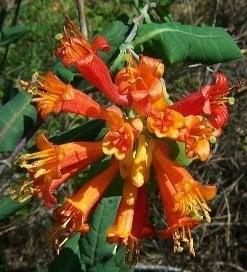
[178,115,220,161]
[16,18,236,262]
[51,159,118,251]
[22,72,106,119]
[115,54,167,115]
[153,142,216,255]
[18,133,104,207]
[147,108,184,139]
[107,183,153,264]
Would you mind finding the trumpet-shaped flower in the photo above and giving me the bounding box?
[154,143,216,220]
[18,133,104,206]
[23,72,106,119]
[52,159,119,250]
[107,181,137,245]
[171,73,231,128]
[126,186,154,265]
[115,55,167,115]
[56,17,129,106]
[153,142,216,254]
[107,183,153,264]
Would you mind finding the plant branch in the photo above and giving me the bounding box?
[75,0,88,38]
[111,2,156,72]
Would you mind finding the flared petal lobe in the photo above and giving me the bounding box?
[115,55,166,115]
[147,109,184,139]
[102,109,135,160]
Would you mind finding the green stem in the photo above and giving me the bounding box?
[110,2,156,72]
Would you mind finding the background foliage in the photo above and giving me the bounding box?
[0,0,246,271]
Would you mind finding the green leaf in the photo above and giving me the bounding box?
[0,25,29,46]
[97,20,129,63]
[166,139,194,166]
[0,92,37,152]
[0,196,24,220]
[105,175,124,198]
[0,77,18,105]
[50,119,105,144]
[134,22,243,65]
[73,156,123,198]
[79,197,132,271]
[48,234,82,272]
[53,61,78,83]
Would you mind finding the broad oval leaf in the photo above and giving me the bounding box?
[0,92,37,152]
[134,22,242,65]
[53,61,78,83]
[96,20,129,64]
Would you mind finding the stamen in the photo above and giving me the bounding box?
[187,228,195,257]
[56,237,69,255]
[112,245,118,255]
[173,227,195,256]
[10,180,37,203]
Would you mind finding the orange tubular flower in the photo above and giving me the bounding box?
[115,55,167,115]
[55,18,129,106]
[52,159,119,249]
[178,115,220,161]
[154,165,198,255]
[102,108,135,160]
[25,72,106,119]
[147,108,184,139]
[107,183,153,263]
[153,143,216,255]
[107,181,136,245]
[127,186,154,265]
[18,133,104,207]
[14,13,238,261]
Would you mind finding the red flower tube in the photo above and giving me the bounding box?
[171,73,230,128]
[55,18,129,106]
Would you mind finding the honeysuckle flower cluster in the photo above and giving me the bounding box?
[16,18,235,263]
